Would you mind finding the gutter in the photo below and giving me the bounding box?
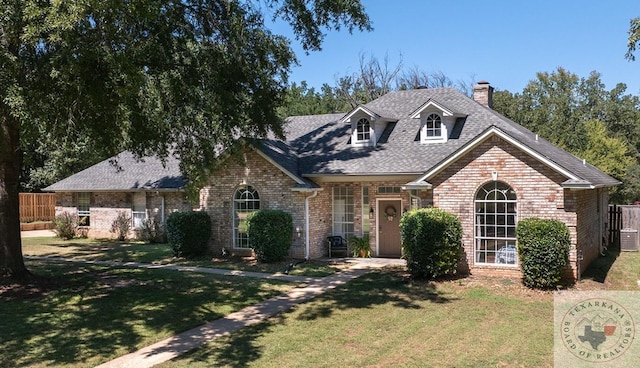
[304,190,319,259]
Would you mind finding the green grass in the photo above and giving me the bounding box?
[159,268,554,368]
[13,239,638,367]
[157,252,640,368]
[21,237,339,277]
[0,259,294,368]
[579,249,640,289]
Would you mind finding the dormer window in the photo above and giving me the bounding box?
[356,118,371,141]
[426,114,442,137]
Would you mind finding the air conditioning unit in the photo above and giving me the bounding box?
[620,228,639,251]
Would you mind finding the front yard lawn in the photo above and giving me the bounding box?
[13,237,639,367]
[0,259,294,368]
[159,268,554,368]
[158,250,640,368]
[21,237,340,277]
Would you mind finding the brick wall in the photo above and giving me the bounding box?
[198,136,607,281]
[199,150,308,257]
[309,181,416,257]
[54,191,191,238]
[429,136,601,280]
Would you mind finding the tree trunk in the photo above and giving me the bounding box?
[0,111,28,278]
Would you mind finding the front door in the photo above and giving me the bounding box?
[378,200,402,257]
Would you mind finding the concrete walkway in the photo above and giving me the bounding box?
[31,255,404,368]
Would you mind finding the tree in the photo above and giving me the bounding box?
[332,52,475,107]
[277,81,349,118]
[0,0,371,278]
[493,67,640,203]
[580,119,632,182]
[626,17,640,61]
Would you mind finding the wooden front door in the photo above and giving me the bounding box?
[378,200,402,257]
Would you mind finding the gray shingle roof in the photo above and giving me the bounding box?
[45,151,185,192]
[47,87,620,192]
[279,88,620,188]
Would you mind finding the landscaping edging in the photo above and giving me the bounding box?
[20,222,54,231]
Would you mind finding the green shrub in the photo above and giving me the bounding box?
[53,212,78,240]
[139,214,166,243]
[516,218,570,289]
[110,211,131,241]
[246,210,293,262]
[166,211,211,257]
[401,208,463,279]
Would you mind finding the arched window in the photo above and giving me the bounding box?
[234,185,260,249]
[356,118,371,141]
[475,181,517,265]
[426,113,442,137]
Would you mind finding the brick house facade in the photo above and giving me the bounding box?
[46,152,191,239]
[46,82,619,281]
[199,82,618,281]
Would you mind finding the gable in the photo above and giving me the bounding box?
[412,127,619,189]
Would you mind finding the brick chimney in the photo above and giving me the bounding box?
[473,80,493,108]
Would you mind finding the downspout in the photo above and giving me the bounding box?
[305,190,319,260]
[161,195,165,229]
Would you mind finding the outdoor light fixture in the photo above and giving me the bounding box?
[295,227,301,238]
[369,207,374,219]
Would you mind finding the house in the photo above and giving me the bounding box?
[45,151,191,238]
[199,82,620,280]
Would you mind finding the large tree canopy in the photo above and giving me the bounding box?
[492,67,640,203]
[0,0,371,278]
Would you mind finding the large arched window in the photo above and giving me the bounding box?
[475,181,517,265]
[426,113,442,137]
[234,185,260,249]
[356,118,371,141]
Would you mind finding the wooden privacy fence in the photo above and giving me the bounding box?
[19,193,56,222]
[608,204,640,250]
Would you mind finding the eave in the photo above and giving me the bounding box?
[415,126,582,183]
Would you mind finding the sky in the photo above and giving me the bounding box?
[269,0,640,95]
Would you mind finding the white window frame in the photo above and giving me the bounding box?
[233,185,260,249]
[132,192,147,229]
[474,181,518,266]
[425,113,442,138]
[362,186,370,236]
[355,117,371,142]
[77,192,91,227]
[333,186,354,239]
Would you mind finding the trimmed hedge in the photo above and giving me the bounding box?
[516,218,570,289]
[400,208,463,279]
[246,209,293,263]
[166,211,212,257]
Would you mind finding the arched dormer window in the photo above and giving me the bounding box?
[426,113,442,137]
[356,118,371,141]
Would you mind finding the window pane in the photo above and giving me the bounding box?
[474,181,517,266]
[333,186,354,239]
[234,185,260,248]
[77,192,91,226]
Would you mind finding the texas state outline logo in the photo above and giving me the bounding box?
[560,298,635,363]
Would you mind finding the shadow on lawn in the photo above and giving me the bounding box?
[296,268,456,321]
[0,260,283,367]
[181,267,458,367]
[581,249,620,283]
